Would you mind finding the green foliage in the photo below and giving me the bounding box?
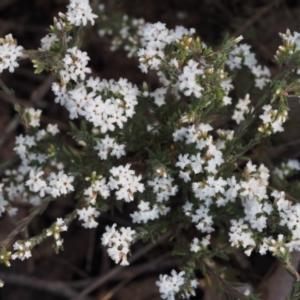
[287,282,300,300]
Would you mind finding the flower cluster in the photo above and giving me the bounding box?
[226,43,270,89]
[47,171,75,198]
[108,164,144,202]
[130,200,170,223]
[39,33,59,51]
[268,234,288,257]
[46,218,68,248]
[24,108,42,128]
[137,22,194,73]
[190,235,211,253]
[60,47,91,84]
[66,0,97,27]
[273,191,300,252]
[25,169,74,199]
[77,174,110,228]
[98,11,146,57]
[11,241,32,261]
[94,135,126,160]
[174,125,224,175]
[77,206,100,228]
[84,175,110,204]
[101,224,136,266]
[156,270,198,300]
[156,270,185,300]
[52,77,139,132]
[183,201,214,233]
[258,104,287,135]
[148,175,178,202]
[232,94,252,124]
[0,34,23,73]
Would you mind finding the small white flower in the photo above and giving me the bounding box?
[26,169,47,197]
[66,0,98,26]
[156,270,185,300]
[0,34,23,73]
[77,206,100,228]
[101,224,136,266]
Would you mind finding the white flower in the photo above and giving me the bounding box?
[150,87,167,106]
[130,200,169,223]
[11,241,32,261]
[101,224,136,266]
[52,82,69,105]
[46,124,59,136]
[178,60,203,98]
[156,270,185,300]
[175,154,191,169]
[66,0,98,27]
[94,135,126,160]
[190,235,210,253]
[84,177,110,204]
[137,22,193,72]
[108,164,144,202]
[179,171,191,182]
[25,169,47,197]
[46,218,68,244]
[77,206,100,228]
[47,171,74,198]
[232,94,251,124]
[60,47,91,84]
[229,219,256,251]
[148,175,178,202]
[0,34,23,73]
[25,108,42,127]
[287,159,300,171]
[39,33,59,50]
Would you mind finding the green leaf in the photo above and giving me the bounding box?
[215,252,229,261]
[198,262,206,275]
[286,281,300,300]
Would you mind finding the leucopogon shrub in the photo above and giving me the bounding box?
[1,1,300,299]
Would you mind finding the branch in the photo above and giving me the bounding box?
[204,263,248,300]
[233,0,285,37]
[72,230,173,300]
[0,272,93,299]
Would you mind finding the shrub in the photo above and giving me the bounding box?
[1,1,300,299]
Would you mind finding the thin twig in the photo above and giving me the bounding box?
[0,272,93,299]
[101,277,132,300]
[101,253,171,300]
[0,115,19,149]
[0,198,51,248]
[68,257,178,289]
[205,265,247,300]
[72,230,173,300]
[29,74,56,104]
[233,0,285,37]
[0,74,57,150]
[50,256,89,279]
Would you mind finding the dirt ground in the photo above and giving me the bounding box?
[0,0,300,299]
